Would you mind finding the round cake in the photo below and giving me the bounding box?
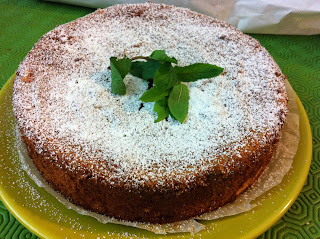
[13,3,288,224]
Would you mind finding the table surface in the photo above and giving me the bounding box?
[0,0,319,238]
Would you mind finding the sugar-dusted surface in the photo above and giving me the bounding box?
[13,3,287,189]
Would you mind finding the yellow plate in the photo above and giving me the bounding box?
[0,75,312,239]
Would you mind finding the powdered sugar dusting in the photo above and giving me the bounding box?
[13,3,287,188]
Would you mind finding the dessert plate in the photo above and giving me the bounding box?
[0,75,312,239]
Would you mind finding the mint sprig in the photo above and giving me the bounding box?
[109,50,223,123]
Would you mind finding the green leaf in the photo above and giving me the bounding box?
[108,51,224,124]
[150,50,177,64]
[154,97,170,123]
[154,62,178,91]
[130,60,161,80]
[110,57,132,95]
[174,63,223,82]
[139,86,169,102]
[168,83,189,123]
[110,57,132,78]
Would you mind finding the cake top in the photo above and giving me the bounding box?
[13,3,287,189]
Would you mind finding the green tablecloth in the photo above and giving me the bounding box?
[0,0,319,238]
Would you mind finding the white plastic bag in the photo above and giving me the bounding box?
[45,0,320,34]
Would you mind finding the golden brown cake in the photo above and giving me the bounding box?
[12,3,288,224]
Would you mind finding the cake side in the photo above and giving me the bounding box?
[20,132,275,223]
[12,3,288,223]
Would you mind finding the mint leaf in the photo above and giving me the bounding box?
[150,50,177,64]
[139,86,169,102]
[168,83,189,123]
[154,62,178,91]
[154,97,170,123]
[175,63,223,82]
[110,57,132,95]
[110,57,132,78]
[130,60,161,80]
[109,51,224,123]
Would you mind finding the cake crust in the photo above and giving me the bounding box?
[13,3,288,223]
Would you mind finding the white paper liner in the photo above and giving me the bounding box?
[16,80,299,234]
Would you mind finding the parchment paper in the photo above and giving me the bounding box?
[17,80,300,234]
[44,0,320,35]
